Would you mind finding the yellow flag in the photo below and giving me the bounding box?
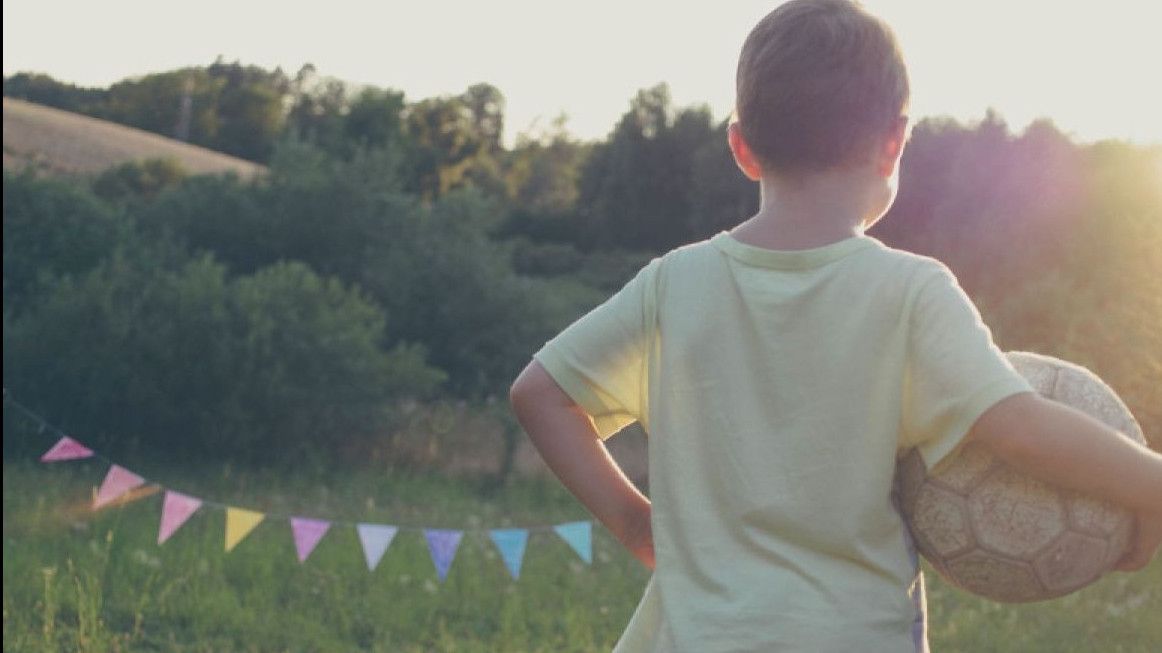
[225,507,265,552]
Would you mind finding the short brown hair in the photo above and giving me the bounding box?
[736,0,909,173]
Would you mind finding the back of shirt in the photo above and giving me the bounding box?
[535,232,1031,653]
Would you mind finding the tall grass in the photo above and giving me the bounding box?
[3,460,1158,652]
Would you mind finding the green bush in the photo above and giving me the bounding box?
[143,143,596,399]
[2,172,131,313]
[92,158,188,203]
[3,254,443,461]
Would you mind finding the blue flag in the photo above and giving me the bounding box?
[553,521,592,564]
[489,528,530,579]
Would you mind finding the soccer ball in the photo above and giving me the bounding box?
[895,351,1146,603]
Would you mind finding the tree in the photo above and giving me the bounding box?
[506,115,590,217]
[687,119,758,239]
[92,158,189,203]
[400,85,511,200]
[344,87,407,151]
[3,72,106,114]
[102,68,220,144]
[285,64,350,154]
[3,253,443,461]
[403,95,482,199]
[576,84,718,251]
[2,172,131,314]
[99,61,291,162]
[205,59,290,161]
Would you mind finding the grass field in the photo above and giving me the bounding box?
[3,459,1159,652]
[2,98,264,178]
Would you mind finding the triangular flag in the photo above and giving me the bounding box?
[225,507,265,552]
[41,436,94,462]
[489,528,529,579]
[554,521,593,564]
[290,517,331,563]
[93,465,145,508]
[158,491,202,544]
[357,524,398,571]
[424,529,463,582]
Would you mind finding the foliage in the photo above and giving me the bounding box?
[99,61,290,163]
[501,117,593,243]
[92,158,189,203]
[135,139,588,399]
[2,251,442,461]
[575,84,721,251]
[2,171,132,314]
[4,65,1160,454]
[357,188,581,397]
[3,72,106,114]
[402,84,507,200]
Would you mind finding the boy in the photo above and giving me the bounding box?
[510,1,1162,651]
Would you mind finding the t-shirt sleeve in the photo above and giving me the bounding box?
[901,262,1033,470]
[533,259,659,439]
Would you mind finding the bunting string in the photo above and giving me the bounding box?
[4,390,596,580]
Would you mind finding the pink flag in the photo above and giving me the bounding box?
[40,436,94,462]
[93,465,146,508]
[158,491,202,544]
[290,517,331,563]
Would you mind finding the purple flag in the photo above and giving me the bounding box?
[357,524,398,571]
[290,517,331,563]
[40,436,94,462]
[93,465,145,508]
[158,491,202,544]
[424,529,463,582]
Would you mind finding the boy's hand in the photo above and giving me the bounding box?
[1115,513,1162,572]
[511,361,656,571]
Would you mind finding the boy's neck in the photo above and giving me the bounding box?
[730,166,887,251]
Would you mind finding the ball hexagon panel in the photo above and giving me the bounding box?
[1067,492,1132,538]
[1053,367,1133,432]
[1033,530,1107,594]
[967,466,1065,559]
[1008,355,1059,394]
[911,483,974,560]
[944,551,1045,603]
[929,442,998,494]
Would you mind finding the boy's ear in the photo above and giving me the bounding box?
[728,122,764,181]
[876,115,910,178]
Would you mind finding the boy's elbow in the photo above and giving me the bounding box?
[509,371,530,411]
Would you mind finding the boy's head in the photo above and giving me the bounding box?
[734,0,909,177]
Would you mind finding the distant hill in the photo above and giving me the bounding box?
[2,97,264,178]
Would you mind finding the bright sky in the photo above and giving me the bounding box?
[4,0,1161,146]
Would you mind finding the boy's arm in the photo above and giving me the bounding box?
[967,392,1162,570]
[510,360,654,569]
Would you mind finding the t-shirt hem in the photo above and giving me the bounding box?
[919,378,1034,471]
[533,347,627,439]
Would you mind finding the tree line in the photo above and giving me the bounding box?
[4,63,1159,469]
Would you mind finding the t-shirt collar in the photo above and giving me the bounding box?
[711,231,880,270]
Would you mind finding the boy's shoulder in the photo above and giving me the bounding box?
[652,232,952,283]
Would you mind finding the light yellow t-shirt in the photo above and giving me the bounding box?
[534,232,1032,653]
